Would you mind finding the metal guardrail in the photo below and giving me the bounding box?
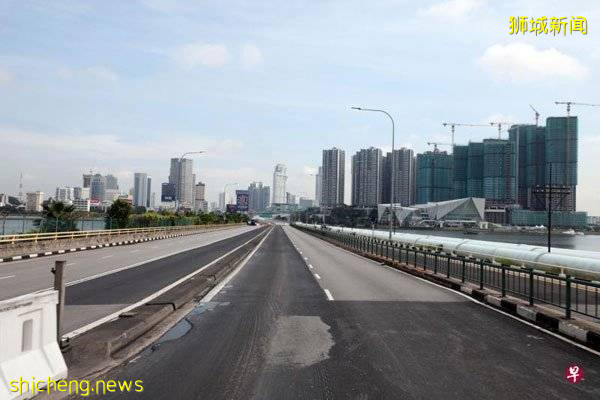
[0,224,238,245]
[296,225,600,321]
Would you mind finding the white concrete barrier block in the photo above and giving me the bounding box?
[559,320,588,343]
[0,290,68,399]
[516,305,537,322]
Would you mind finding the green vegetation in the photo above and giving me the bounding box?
[40,201,77,232]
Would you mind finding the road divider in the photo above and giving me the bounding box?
[0,290,68,400]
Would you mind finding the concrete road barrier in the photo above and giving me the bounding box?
[0,290,67,399]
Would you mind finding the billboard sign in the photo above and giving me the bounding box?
[236,190,250,212]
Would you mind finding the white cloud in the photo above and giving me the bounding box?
[241,44,263,68]
[478,43,588,83]
[172,42,229,69]
[0,128,243,161]
[0,68,12,85]
[417,0,484,21]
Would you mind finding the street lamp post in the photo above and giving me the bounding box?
[351,107,396,239]
[223,183,238,211]
[175,151,205,212]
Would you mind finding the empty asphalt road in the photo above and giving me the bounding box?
[94,225,599,399]
[0,225,258,300]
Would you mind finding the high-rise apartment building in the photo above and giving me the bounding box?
[351,147,382,207]
[415,150,453,204]
[248,182,270,212]
[507,117,578,212]
[453,145,469,199]
[73,187,90,200]
[272,164,287,204]
[322,147,345,207]
[26,191,44,212]
[482,139,516,204]
[133,173,148,207]
[382,148,416,207]
[466,142,484,198]
[194,182,207,212]
[169,158,194,207]
[546,116,578,211]
[314,166,322,207]
[146,177,152,208]
[55,186,75,203]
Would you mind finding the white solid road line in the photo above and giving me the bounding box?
[324,289,334,301]
[130,249,140,253]
[314,273,321,280]
[0,275,15,280]
[64,228,270,339]
[101,255,114,259]
[66,263,76,266]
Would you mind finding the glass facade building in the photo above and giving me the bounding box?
[482,139,515,203]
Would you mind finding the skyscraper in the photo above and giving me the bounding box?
[351,147,382,207]
[161,182,176,202]
[272,164,287,204]
[416,149,453,204]
[105,174,119,190]
[322,147,345,207]
[82,174,92,189]
[382,148,416,206]
[146,177,152,208]
[133,173,148,207]
[90,174,106,202]
[315,166,322,207]
[248,182,270,212]
[169,158,194,207]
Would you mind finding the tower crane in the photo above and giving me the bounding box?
[555,101,600,116]
[427,142,452,152]
[529,104,540,126]
[441,122,489,148]
[489,121,512,139]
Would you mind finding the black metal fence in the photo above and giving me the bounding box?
[297,225,600,321]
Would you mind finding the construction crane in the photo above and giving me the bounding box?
[427,142,451,152]
[555,101,600,116]
[529,104,540,125]
[441,122,489,148]
[489,121,512,139]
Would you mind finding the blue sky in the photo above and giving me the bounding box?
[1,0,599,212]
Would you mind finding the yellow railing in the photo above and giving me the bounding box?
[0,224,240,245]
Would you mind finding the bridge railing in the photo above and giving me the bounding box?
[0,224,237,245]
[295,224,600,321]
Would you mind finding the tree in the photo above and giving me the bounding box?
[106,199,132,229]
[42,201,76,232]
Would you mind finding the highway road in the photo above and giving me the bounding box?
[96,225,599,399]
[0,225,258,301]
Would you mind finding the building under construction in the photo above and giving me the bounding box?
[416,149,453,204]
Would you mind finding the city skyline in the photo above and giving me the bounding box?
[0,1,599,212]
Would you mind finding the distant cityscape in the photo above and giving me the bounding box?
[0,114,596,229]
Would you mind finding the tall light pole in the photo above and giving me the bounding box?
[351,107,395,239]
[175,151,205,212]
[223,183,238,210]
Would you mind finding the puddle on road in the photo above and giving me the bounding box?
[140,301,231,357]
[157,318,193,344]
